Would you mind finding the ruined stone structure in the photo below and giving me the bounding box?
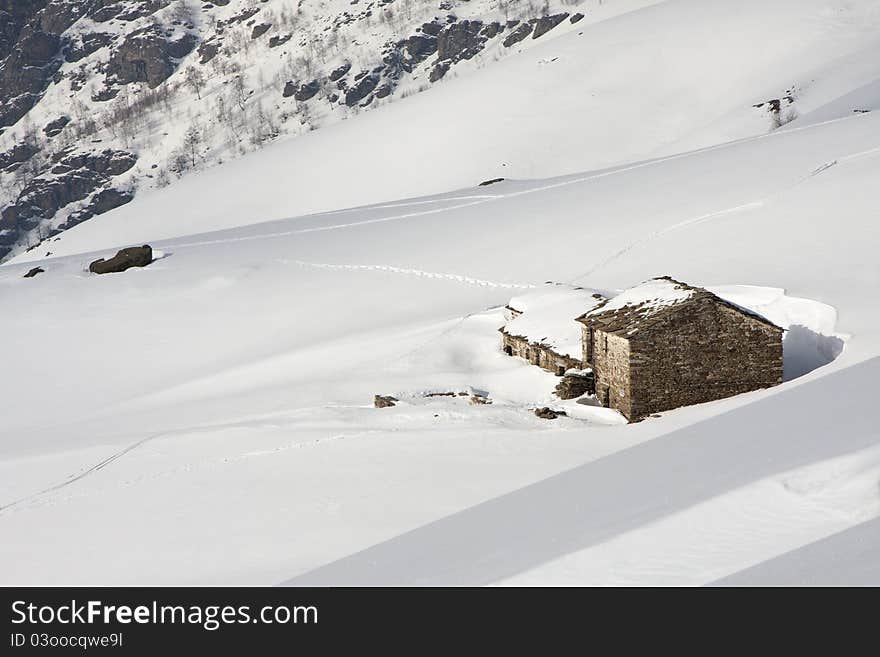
[500,331,582,376]
[577,277,783,421]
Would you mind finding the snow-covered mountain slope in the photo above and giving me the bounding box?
[1,75,878,588]
[0,0,655,260]
[4,0,880,261]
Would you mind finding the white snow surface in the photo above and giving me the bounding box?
[503,285,604,359]
[585,277,694,319]
[1,0,879,586]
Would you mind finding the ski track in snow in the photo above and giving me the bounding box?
[0,432,169,515]
[0,415,367,515]
[283,260,538,289]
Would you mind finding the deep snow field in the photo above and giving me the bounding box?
[1,0,879,585]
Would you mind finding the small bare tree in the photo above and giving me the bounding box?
[183,124,202,168]
[184,65,206,99]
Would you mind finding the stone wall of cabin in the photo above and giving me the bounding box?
[626,299,783,421]
[501,331,581,375]
[591,329,632,417]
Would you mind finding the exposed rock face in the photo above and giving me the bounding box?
[251,23,271,39]
[269,34,291,48]
[0,140,39,171]
[23,266,44,278]
[429,61,450,83]
[89,245,153,274]
[405,33,438,62]
[0,0,121,127]
[293,79,320,101]
[106,25,197,88]
[479,177,505,186]
[374,395,398,408]
[1,149,136,238]
[345,72,380,106]
[43,115,70,138]
[198,40,219,64]
[64,31,114,62]
[329,62,352,81]
[570,13,585,24]
[437,20,486,62]
[503,22,533,47]
[532,13,569,39]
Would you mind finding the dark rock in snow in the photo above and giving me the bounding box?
[64,32,114,63]
[570,13,585,24]
[269,34,292,48]
[23,267,45,278]
[437,20,486,62]
[44,116,70,138]
[533,13,569,39]
[89,245,153,275]
[479,177,505,186]
[535,407,567,420]
[503,22,533,47]
[481,22,502,39]
[345,73,379,106]
[429,61,450,82]
[106,26,197,89]
[293,79,321,101]
[251,23,272,39]
[198,40,219,64]
[374,395,398,408]
[329,62,352,81]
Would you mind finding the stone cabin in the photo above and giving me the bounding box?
[576,277,784,421]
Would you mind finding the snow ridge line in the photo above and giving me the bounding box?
[570,201,766,281]
[286,260,538,289]
[168,197,498,250]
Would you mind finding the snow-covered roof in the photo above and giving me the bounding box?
[579,276,781,335]
[503,285,605,359]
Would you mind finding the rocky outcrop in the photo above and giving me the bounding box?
[23,266,45,278]
[43,115,70,138]
[344,72,380,106]
[293,79,320,101]
[64,31,114,62]
[374,395,398,408]
[0,25,62,127]
[503,22,533,48]
[251,23,271,39]
[437,20,486,62]
[269,34,292,48]
[1,149,136,238]
[532,13,569,39]
[106,25,197,88]
[89,245,153,275]
[0,140,39,171]
[329,62,352,81]
[198,40,219,64]
[92,1,165,24]
[0,0,109,127]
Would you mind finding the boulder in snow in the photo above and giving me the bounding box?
[89,245,153,275]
